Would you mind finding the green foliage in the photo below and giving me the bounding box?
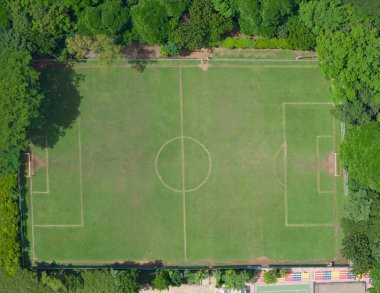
[219,37,293,49]
[287,16,316,50]
[0,269,50,292]
[111,269,140,293]
[340,123,380,191]
[370,264,380,293]
[81,269,117,292]
[317,23,380,104]
[78,0,130,39]
[183,269,209,284]
[131,0,168,44]
[342,233,374,274]
[235,0,298,38]
[0,1,9,29]
[172,0,233,50]
[152,270,170,291]
[299,0,351,36]
[212,0,236,17]
[41,271,66,292]
[0,49,42,173]
[219,269,253,290]
[162,41,181,56]
[160,0,189,18]
[0,174,17,200]
[345,189,373,222]
[7,0,73,56]
[67,34,121,64]
[263,269,286,284]
[168,270,183,287]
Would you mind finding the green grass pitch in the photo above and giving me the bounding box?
[26,60,345,265]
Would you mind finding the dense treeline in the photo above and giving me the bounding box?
[0,268,256,292]
[0,0,379,291]
[0,0,317,61]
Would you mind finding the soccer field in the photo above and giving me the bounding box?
[25,60,344,265]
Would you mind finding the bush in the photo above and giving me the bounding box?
[152,270,170,291]
[219,37,294,49]
[263,269,286,284]
[162,41,180,56]
[183,269,208,284]
[220,269,253,290]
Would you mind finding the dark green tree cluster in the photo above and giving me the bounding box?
[297,0,380,283]
[1,268,140,292]
[216,269,255,290]
[0,0,318,61]
[0,49,43,275]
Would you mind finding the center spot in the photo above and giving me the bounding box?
[155,136,212,193]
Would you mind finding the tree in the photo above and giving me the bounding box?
[66,34,94,59]
[66,34,121,64]
[342,233,374,274]
[340,123,380,191]
[183,269,209,284]
[212,0,236,17]
[234,0,298,38]
[78,0,130,39]
[317,23,380,103]
[0,49,43,173]
[92,34,122,65]
[160,0,189,18]
[287,16,316,50]
[263,269,286,284]
[110,269,140,293]
[152,270,170,291]
[7,0,73,56]
[221,269,253,290]
[171,0,233,50]
[299,0,351,36]
[345,189,373,222]
[168,270,183,287]
[370,263,380,293]
[0,269,50,292]
[131,0,169,45]
[0,174,17,200]
[41,271,66,292]
[81,270,117,292]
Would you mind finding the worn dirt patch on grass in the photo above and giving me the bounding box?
[323,152,335,176]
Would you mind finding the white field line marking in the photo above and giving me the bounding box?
[78,117,84,226]
[179,67,187,261]
[34,224,83,227]
[29,176,36,261]
[334,152,339,177]
[282,103,288,226]
[33,123,84,228]
[332,115,339,259]
[316,135,334,194]
[273,144,285,188]
[155,137,212,193]
[263,65,317,68]
[24,153,31,178]
[283,103,336,227]
[283,102,334,105]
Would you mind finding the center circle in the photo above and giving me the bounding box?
[155,136,212,193]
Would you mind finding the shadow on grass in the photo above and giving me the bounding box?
[30,63,84,148]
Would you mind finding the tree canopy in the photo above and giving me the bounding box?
[340,123,380,191]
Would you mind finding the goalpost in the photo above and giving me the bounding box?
[24,152,36,177]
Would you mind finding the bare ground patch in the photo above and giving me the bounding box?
[31,153,47,175]
[323,152,335,176]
